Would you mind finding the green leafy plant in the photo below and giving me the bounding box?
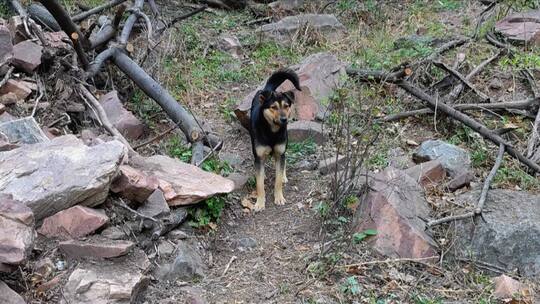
[340,276,361,296]
[314,201,330,218]
[287,139,317,164]
[353,229,377,244]
[188,196,226,228]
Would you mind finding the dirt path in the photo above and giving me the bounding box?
[197,122,330,303]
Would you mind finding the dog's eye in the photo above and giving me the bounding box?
[283,104,290,108]
[271,105,278,110]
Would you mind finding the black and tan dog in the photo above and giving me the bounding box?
[250,69,301,212]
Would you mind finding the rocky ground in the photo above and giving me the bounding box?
[1,0,540,303]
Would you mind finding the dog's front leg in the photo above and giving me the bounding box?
[274,152,286,205]
[254,156,266,211]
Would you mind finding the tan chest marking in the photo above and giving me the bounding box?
[273,143,286,155]
[255,145,272,158]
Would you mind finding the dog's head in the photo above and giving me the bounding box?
[258,90,295,128]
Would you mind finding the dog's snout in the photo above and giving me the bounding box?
[280,117,288,124]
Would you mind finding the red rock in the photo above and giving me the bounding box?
[495,10,540,44]
[235,53,345,129]
[12,41,42,73]
[404,160,446,187]
[0,281,26,304]
[353,168,439,260]
[59,239,134,259]
[0,80,32,100]
[137,189,170,218]
[110,165,159,203]
[38,206,109,239]
[43,31,69,49]
[493,274,525,299]
[132,155,235,206]
[99,91,144,140]
[288,120,325,144]
[0,25,12,63]
[446,170,474,192]
[0,194,35,266]
[0,92,18,105]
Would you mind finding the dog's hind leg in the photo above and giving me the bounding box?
[273,151,286,205]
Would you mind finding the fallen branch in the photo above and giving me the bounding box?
[475,143,504,214]
[379,98,537,122]
[347,67,540,173]
[71,0,127,22]
[39,0,89,68]
[342,256,439,268]
[433,60,490,102]
[446,50,503,101]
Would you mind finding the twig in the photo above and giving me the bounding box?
[342,256,439,268]
[433,61,490,102]
[162,5,207,32]
[78,84,136,155]
[446,50,503,101]
[475,143,504,214]
[0,66,14,88]
[222,255,237,276]
[112,198,160,224]
[195,140,223,167]
[30,78,45,117]
[71,0,127,22]
[133,123,179,150]
[427,211,475,227]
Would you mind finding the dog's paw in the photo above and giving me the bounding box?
[254,198,266,212]
[274,193,286,205]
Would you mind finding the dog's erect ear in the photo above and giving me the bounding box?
[283,90,295,104]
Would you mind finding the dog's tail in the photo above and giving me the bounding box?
[263,68,301,92]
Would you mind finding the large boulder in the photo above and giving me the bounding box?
[38,206,109,240]
[0,135,125,220]
[62,260,148,304]
[495,10,540,44]
[131,155,234,206]
[0,194,35,270]
[353,168,439,260]
[235,52,346,129]
[259,14,346,44]
[413,139,470,177]
[452,190,540,278]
